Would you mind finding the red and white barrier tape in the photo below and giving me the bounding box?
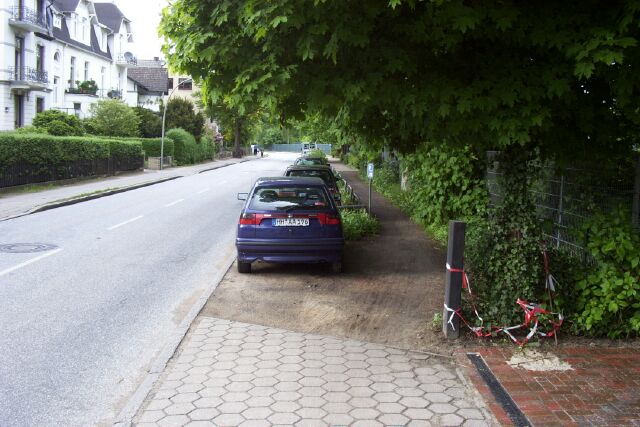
[445,263,563,346]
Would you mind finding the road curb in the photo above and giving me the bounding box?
[113,252,237,427]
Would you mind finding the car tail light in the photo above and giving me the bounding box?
[239,213,270,225]
[318,213,341,225]
[239,213,255,225]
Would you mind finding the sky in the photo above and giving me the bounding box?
[112,0,168,60]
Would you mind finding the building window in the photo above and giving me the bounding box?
[53,77,59,104]
[53,14,62,29]
[70,56,76,87]
[15,37,24,80]
[54,51,60,62]
[101,67,106,97]
[167,78,173,90]
[84,61,89,82]
[73,102,81,117]
[36,45,44,74]
[36,97,45,114]
[82,17,87,42]
[178,78,192,90]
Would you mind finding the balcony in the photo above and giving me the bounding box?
[7,66,48,91]
[9,6,47,32]
[116,53,137,67]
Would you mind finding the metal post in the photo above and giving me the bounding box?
[556,174,565,249]
[368,179,372,214]
[633,155,640,229]
[443,220,466,339]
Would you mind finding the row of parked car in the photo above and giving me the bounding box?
[235,153,345,274]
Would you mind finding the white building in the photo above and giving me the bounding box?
[0,0,137,130]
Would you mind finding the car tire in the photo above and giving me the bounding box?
[330,260,343,274]
[237,260,251,273]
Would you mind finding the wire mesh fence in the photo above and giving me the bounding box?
[486,151,640,261]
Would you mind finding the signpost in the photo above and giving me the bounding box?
[367,163,374,214]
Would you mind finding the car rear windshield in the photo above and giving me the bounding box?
[296,158,326,166]
[286,170,334,186]
[248,186,331,211]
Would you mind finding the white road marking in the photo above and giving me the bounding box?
[0,248,63,278]
[164,198,185,207]
[197,189,209,194]
[107,215,144,231]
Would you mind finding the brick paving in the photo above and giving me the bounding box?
[135,317,496,426]
[459,346,640,426]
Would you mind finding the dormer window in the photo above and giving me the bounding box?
[53,14,62,29]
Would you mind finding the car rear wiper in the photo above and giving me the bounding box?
[281,205,301,212]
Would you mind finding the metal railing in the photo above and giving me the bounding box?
[116,54,137,65]
[7,66,48,84]
[11,6,46,28]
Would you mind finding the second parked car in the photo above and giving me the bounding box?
[283,165,342,205]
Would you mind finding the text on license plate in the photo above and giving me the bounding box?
[273,218,309,226]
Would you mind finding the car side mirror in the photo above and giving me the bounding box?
[237,192,248,201]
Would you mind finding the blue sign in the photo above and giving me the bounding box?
[367,163,374,179]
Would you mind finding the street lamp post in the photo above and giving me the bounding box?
[160,77,193,170]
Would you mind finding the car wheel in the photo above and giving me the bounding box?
[330,260,343,274]
[237,260,251,273]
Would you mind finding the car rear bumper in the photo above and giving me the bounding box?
[236,238,344,264]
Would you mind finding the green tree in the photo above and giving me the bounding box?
[133,107,162,138]
[160,0,640,160]
[87,100,140,137]
[163,97,205,139]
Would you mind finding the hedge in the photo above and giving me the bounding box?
[139,137,175,159]
[0,133,111,166]
[0,133,144,166]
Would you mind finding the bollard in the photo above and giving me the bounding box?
[443,220,466,339]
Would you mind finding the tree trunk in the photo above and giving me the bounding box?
[233,117,242,158]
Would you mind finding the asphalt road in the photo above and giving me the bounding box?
[0,153,295,426]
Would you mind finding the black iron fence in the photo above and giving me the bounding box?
[0,156,143,189]
[11,6,46,28]
[7,66,48,84]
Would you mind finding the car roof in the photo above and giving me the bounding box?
[255,176,326,186]
[285,165,332,171]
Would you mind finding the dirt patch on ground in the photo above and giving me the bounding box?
[201,161,455,353]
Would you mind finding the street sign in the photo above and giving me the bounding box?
[367,163,374,179]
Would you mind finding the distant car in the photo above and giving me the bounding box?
[236,177,344,274]
[284,165,342,205]
[294,156,329,166]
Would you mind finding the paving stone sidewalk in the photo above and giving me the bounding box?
[134,317,496,426]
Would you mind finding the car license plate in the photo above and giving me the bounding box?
[273,218,309,226]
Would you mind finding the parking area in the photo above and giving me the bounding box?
[201,161,449,352]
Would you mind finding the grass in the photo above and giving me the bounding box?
[341,208,379,240]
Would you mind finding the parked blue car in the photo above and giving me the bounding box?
[236,177,344,274]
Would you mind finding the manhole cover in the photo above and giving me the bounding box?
[0,243,58,253]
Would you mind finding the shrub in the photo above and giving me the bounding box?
[573,207,640,337]
[87,100,140,137]
[341,209,379,240]
[163,97,204,139]
[133,107,162,138]
[13,125,46,134]
[33,110,84,136]
[166,128,197,165]
[140,137,175,159]
[199,135,217,160]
